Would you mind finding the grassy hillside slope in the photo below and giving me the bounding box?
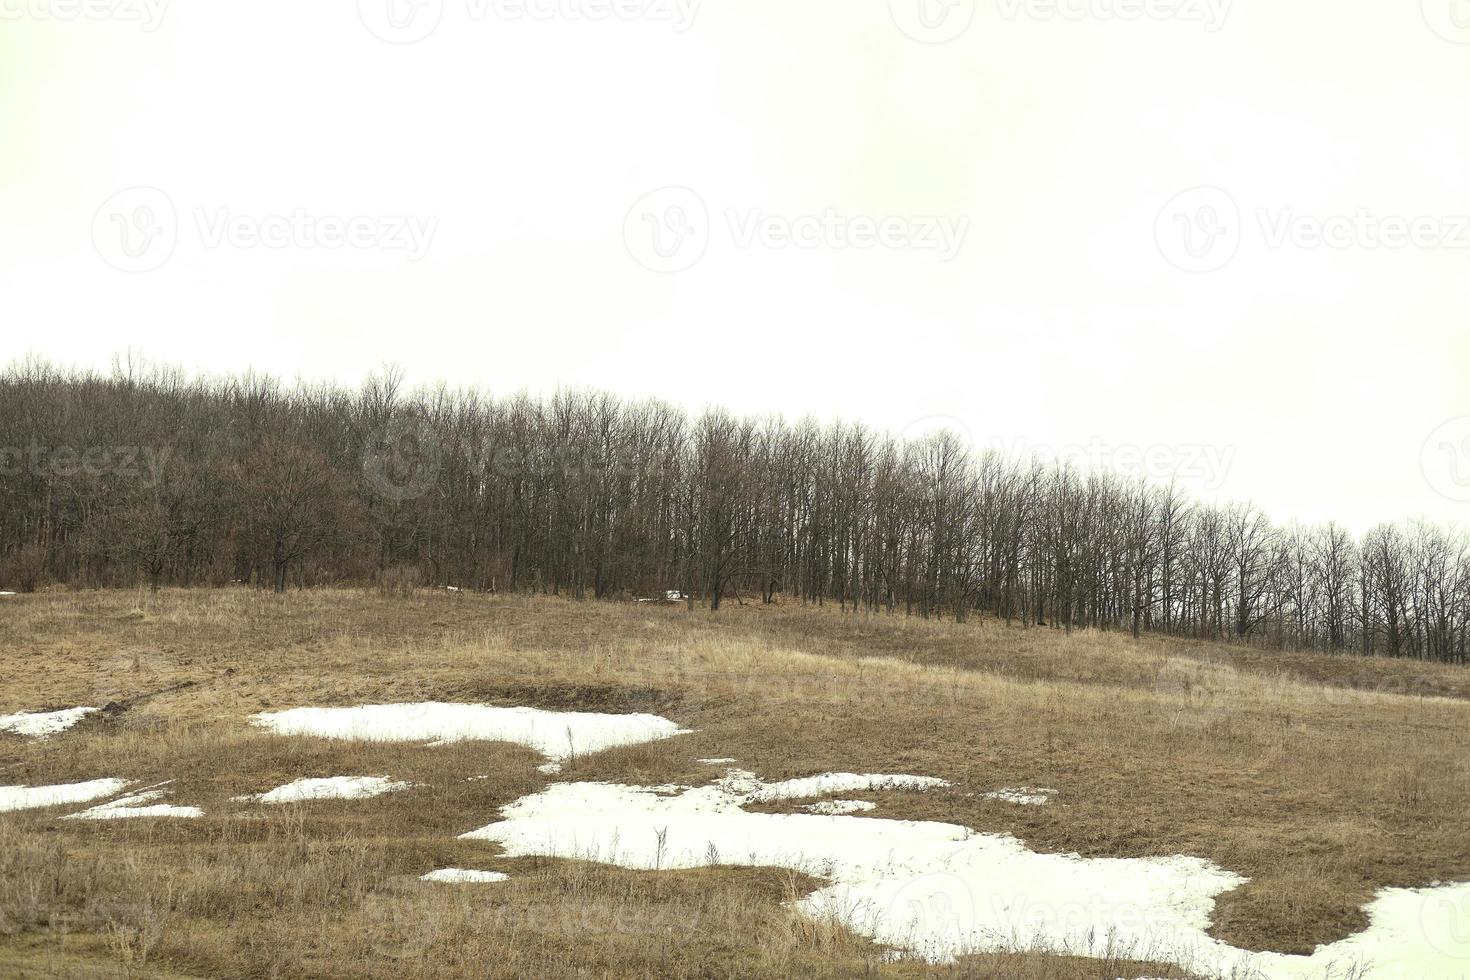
[2,590,1468,979]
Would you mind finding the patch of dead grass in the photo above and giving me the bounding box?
[0,589,1467,977]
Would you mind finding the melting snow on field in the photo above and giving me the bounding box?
[235,776,412,804]
[461,768,1470,980]
[250,703,688,761]
[64,784,202,820]
[981,787,1055,806]
[724,770,949,803]
[421,868,509,883]
[805,800,876,815]
[0,707,97,739]
[0,778,130,813]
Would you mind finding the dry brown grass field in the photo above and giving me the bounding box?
[2,589,1469,979]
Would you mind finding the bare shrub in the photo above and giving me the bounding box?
[376,563,423,597]
[0,542,47,593]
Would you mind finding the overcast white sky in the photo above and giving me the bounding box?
[2,0,1468,533]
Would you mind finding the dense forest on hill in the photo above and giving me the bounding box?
[0,356,1465,663]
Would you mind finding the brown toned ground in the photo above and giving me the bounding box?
[1,589,1468,979]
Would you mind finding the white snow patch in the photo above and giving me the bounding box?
[234,776,412,805]
[0,778,130,813]
[460,771,1470,979]
[697,758,737,765]
[0,707,97,739]
[250,703,688,761]
[982,787,1055,806]
[63,787,202,822]
[0,591,16,596]
[64,787,202,820]
[805,800,877,815]
[421,868,509,884]
[537,762,563,775]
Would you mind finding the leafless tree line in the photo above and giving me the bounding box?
[1,356,1465,663]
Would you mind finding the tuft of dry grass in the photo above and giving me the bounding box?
[1,588,1468,978]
